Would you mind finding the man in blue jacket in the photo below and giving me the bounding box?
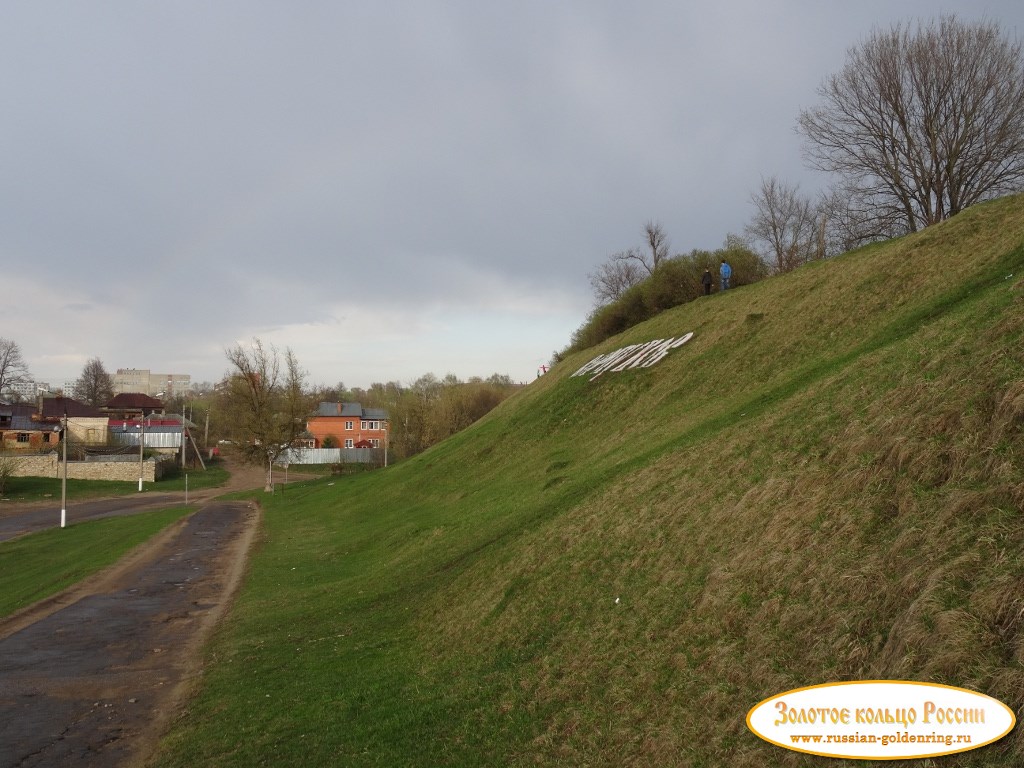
[719,259,732,291]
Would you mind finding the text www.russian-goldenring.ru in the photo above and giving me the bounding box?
[790,732,972,748]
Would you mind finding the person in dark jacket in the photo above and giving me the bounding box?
[701,269,713,296]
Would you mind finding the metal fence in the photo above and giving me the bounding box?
[278,447,379,465]
[112,432,183,449]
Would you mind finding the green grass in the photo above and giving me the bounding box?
[153,195,1024,767]
[0,506,193,618]
[275,463,338,475]
[0,474,139,502]
[156,462,231,492]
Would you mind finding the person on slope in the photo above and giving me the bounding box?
[701,268,713,296]
[719,259,732,291]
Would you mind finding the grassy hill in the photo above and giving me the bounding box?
[154,195,1024,767]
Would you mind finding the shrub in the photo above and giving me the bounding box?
[561,244,768,357]
[0,456,15,495]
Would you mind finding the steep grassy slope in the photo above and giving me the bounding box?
[155,195,1024,767]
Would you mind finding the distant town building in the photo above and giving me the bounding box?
[114,369,191,397]
[1,380,50,402]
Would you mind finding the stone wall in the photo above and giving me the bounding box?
[4,454,57,478]
[2,454,163,482]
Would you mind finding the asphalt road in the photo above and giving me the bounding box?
[0,495,181,543]
[0,498,259,768]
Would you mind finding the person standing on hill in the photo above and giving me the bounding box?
[701,268,713,296]
[719,259,732,291]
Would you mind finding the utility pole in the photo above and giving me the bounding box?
[60,409,67,528]
[138,415,145,492]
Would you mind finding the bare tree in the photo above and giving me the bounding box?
[619,221,670,276]
[0,338,30,399]
[588,253,646,304]
[588,221,671,305]
[818,180,907,254]
[798,16,1024,238]
[74,357,115,406]
[744,176,822,272]
[225,339,310,491]
[643,220,670,272]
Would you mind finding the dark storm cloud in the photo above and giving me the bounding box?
[2,0,1021,386]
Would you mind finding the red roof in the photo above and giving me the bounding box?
[104,393,165,409]
[41,396,104,419]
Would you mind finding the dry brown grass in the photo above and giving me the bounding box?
[405,197,1024,765]
[153,196,1024,768]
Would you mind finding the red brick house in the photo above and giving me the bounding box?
[307,402,389,449]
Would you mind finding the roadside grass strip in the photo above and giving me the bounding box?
[0,463,229,504]
[1,476,141,503]
[0,506,193,618]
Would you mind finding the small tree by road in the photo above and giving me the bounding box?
[224,339,311,492]
[0,456,15,495]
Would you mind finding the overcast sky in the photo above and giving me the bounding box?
[3,1,1022,390]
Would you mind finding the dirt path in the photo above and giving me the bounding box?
[0,459,283,767]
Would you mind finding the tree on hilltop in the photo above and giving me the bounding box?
[798,15,1024,244]
[745,176,824,273]
[589,255,646,305]
[589,221,671,305]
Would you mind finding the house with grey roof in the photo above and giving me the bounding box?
[307,402,389,449]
